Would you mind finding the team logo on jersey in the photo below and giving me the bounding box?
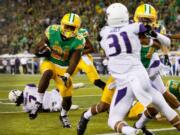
[51,45,70,61]
[51,45,63,60]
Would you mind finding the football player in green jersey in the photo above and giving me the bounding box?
[133,4,180,134]
[73,28,106,90]
[32,13,84,128]
[166,80,180,102]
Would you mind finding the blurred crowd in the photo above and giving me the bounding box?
[0,54,179,76]
[0,0,180,55]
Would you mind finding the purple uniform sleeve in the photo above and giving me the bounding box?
[139,23,147,34]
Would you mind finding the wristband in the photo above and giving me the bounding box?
[148,38,153,46]
[64,73,70,78]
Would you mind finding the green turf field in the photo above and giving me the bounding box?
[0,74,179,135]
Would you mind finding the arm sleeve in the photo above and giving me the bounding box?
[45,26,51,40]
[156,33,171,47]
[139,23,148,34]
[72,39,84,51]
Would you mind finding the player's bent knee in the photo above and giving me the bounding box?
[42,70,53,79]
[98,102,110,113]
[163,91,180,109]
[145,107,158,119]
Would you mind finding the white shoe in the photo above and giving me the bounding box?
[70,104,79,110]
[73,83,85,89]
[122,126,142,135]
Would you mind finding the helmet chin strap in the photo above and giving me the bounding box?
[61,33,69,40]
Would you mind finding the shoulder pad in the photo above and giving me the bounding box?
[50,24,60,31]
[45,24,60,39]
[78,28,89,38]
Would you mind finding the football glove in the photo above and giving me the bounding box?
[58,73,72,88]
[164,54,171,66]
[35,44,51,57]
[145,25,157,38]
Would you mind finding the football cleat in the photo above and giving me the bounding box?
[141,126,155,135]
[134,123,154,135]
[70,105,79,110]
[77,111,89,135]
[59,115,71,128]
[29,102,42,120]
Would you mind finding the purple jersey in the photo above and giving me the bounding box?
[100,23,147,75]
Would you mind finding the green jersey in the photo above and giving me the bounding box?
[45,24,84,66]
[141,24,166,68]
[167,80,180,101]
[141,46,157,68]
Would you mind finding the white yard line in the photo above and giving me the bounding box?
[150,127,175,131]
[0,109,88,114]
[0,102,15,105]
[0,111,24,114]
[96,127,176,135]
[0,99,8,100]
[0,95,101,101]
[74,95,101,97]
[96,133,119,135]
[0,84,25,87]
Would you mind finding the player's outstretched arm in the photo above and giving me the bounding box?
[168,33,180,39]
[66,50,81,75]
[139,33,161,48]
[59,50,82,87]
[82,38,95,55]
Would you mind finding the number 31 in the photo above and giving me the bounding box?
[108,32,132,56]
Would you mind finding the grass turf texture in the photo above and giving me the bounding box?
[0,74,179,135]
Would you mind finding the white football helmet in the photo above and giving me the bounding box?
[8,90,22,102]
[106,3,129,27]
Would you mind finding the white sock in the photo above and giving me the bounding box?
[61,108,68,116]
[37,92,44,103]
[84,108,92,120]
[135,113,149,129]
[122,126,137,134]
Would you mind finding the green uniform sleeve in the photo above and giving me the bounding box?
[167,80,180,101]
[45,24,60,40]
[73,41,84,51]
[45,26,51,40]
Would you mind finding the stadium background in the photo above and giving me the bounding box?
[0,0,179,53]
[0,0,180,135]
[0,0,179,75]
